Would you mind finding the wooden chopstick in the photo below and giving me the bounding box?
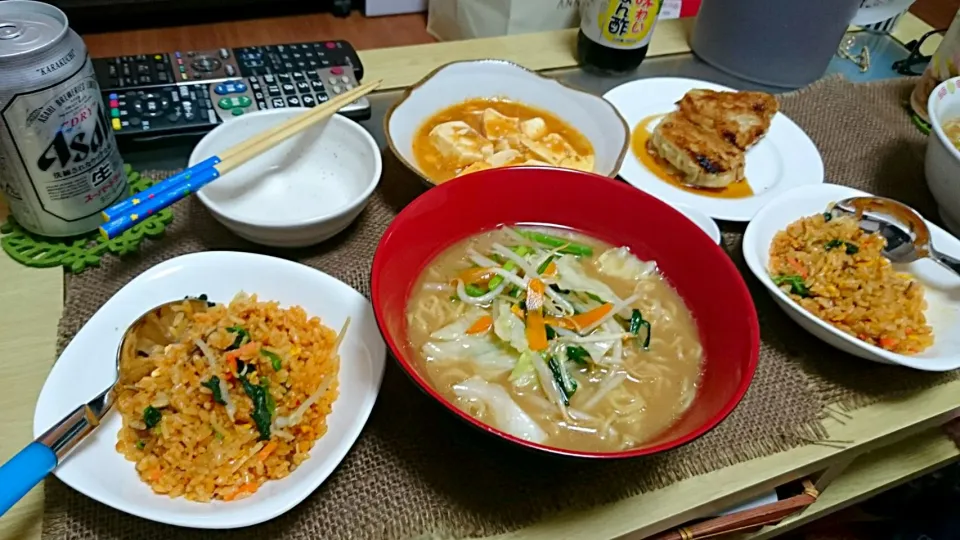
[100,80,381,240]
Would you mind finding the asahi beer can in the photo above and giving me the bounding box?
[0,0,126,237]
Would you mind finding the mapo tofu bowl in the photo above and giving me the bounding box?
[371,167,759,458]
[384,60,630,185]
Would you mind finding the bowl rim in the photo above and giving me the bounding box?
[381,58,631,187]
[371,167,760,459]
[742,183,960,372]
[927,76,960,165]
[191,109,383,229]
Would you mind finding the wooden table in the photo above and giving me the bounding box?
[2,15,958,540]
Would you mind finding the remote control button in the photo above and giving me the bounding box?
[122,64,131,76]
[109,99,119,107]
[108,65,117,77]
[175,51,181,58]
[154,54,163,61]
[331,85,342,94]
[310,80,324,92]
[138,75,151,84]
[109,92,118,100]
[316,93,329,103]
[208,110,218,124]
[225,65,236,76]
[266,85,280,96]
[219,48,230,59]
[281,83,296,94]
[292,72,305,80]
[295,81,310,93]
[278,73,291,83]
[254,91,264,101]
[110,108,119,118]
[157,72,169,82]
[325,42,336,49]
[263,74,275,83]
[271,97,285,108]
[135,54,147,61]
[340,75,350,84]
[328,76,337,85]
[306,71,319,80]
[184,111,196,121]
[137,64,150,75]
[248,76,258,83]
[250,82,261,91]
[187,51,196,57]
[237,96,251,107]
[191,56,222,73]
[217,97,234,110]
[231,108,244,116]
[256,100,267,110]
[129,117,141,126]
[302,94,316,107]
[179,86,189,98]
[166,111,181,123]
[321,59,332,67]
[330,66,344,75]
[286,96,300,107]
[111,118,121,131]
[214,84,229,95]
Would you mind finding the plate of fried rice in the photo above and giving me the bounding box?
[744,184,960,371]
[33,252,386,528]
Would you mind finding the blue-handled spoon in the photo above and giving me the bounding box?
[0,297,209,515]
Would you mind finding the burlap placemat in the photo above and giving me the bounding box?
[42,75,959,540]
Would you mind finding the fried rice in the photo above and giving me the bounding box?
[768,210,934,355]
[114,292,342,502]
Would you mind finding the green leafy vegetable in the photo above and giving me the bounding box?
[516,229,593,257]
[584,292,604,303]
[547,356,576,403]
[773,275,811,298]
[825,239,844,250]
[261,348,283,371]
[509,352,536,386]
[488,246,531,289]
[226,325,250,351]
[135,440,146,450]
[627,309,652,349]
[464,283,487,297]
[143,406,162,429]
[545,325,557,340]
[214,430,224,441]
[536,255,556,274]
[566,345,590,365]
[845,242,859,255]
[239,374,272,441]
[201,376,226,405]
[823,212,832,222]
[261,377,277,418]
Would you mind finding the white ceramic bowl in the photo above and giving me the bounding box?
[926,76,960,237]
[744,183,960,371]
[672,203,721,245]
[34,251,386,528]
[384,59,629,184]
[190,109,382,248]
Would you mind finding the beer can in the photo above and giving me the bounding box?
[0,0,126,237]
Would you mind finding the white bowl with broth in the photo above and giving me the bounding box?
[190,109,382,248]
[926,76,960,237]
[384,60,630,185]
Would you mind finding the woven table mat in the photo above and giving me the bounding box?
[43,75,959,540]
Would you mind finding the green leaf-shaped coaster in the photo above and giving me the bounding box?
[0,165,174,273]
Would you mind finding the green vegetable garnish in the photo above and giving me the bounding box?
[226,325,250,351]
[584,292,605,303]
[547,356,576,403]
[143,406,162,429]
[566,345,590,365]
[627,309,653,349]
[214,430,224,441]
[536,255,556,274]
[488,246,531,289]
[773,275,811,298]
[261,348,283,371]
[545,325,557,340]
[825,239,844,250]
[201,376,226,405]
[464,283,487,297]
[823,212,832,222]
[845,242,859,255]
[135,440,145,450]
[516,229,593,257]
[239,374,272,441]
[261,377,277,418]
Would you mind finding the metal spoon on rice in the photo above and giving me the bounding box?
[0,297,211,516]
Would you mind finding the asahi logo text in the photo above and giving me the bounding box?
[36,103,110,173]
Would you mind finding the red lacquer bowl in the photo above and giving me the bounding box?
[371,167,759,459]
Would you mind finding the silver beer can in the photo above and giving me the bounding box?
[0,0,126,237]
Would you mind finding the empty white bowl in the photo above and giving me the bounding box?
[384,59,629,185]
[190,109,382,248]
[926,76,960,237]
[744,183,960,372]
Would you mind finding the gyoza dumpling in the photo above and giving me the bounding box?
[430,121,494,166]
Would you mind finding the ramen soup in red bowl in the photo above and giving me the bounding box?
[371,167,758,458]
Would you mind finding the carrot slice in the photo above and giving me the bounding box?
[526,278,545,312]
[786,257,807,279]
[465,315,493,335]
[526,311,548,351]
[569,303,614,330]
[258,441,278,461]
[454,267,495,286]
[879,337,898,349]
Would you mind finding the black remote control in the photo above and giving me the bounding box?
[95,40,369,140]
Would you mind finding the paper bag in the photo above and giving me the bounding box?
[427,0,581,41]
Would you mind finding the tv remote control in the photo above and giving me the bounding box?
[107,66,370,139]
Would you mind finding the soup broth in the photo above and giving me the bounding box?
[412,98,596,183]
[405,226,703,452]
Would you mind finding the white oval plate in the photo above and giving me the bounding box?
[33,252,386,528]
[672,202,721,245]
[743,184,960,371]
[603,77,825,222]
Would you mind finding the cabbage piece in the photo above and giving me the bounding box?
[452,376,547,443]
[421,336,516,373]
[429,307,489,341]
[596,247,657,282]
[493,303,528,353]
[555,255,621,303]
[509,351,538,388]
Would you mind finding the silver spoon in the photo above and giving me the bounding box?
[0,297,211,516]
[832,196,960,277]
